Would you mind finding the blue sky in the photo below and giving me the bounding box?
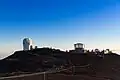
[0,0,119,58]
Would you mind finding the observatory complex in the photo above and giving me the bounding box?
[22,38,85,53]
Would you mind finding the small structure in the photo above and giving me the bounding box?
[30,45,33,50]
[35,46,38,49]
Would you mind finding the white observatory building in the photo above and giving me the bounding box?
[23,38,33,51]
[69,43,85,53]
[74,43,84,50]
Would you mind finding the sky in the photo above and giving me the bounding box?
[0,0,119,59]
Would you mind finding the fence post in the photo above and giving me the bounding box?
[72,66,75,75]
[44,72,46,80]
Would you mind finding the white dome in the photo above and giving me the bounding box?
[23,38,32,45]
[23,38,32,50]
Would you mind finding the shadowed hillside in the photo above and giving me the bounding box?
[0,48,120,80]
[0,48,69,74]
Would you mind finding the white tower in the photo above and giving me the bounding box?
[23,38,32,51]
[74,43,84,49]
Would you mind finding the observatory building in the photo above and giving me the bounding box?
[74,43,84,50]
[23,38,33,51]
[69,43,85,53]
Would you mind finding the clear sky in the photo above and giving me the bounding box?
[0,0,119,58]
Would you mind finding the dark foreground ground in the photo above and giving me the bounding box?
[0,48,120,80]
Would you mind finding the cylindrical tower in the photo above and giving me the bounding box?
[74,43,84,49]
[23,38,32,51]
[74,43,85,53]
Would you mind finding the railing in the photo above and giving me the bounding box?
[0,64,91,80]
